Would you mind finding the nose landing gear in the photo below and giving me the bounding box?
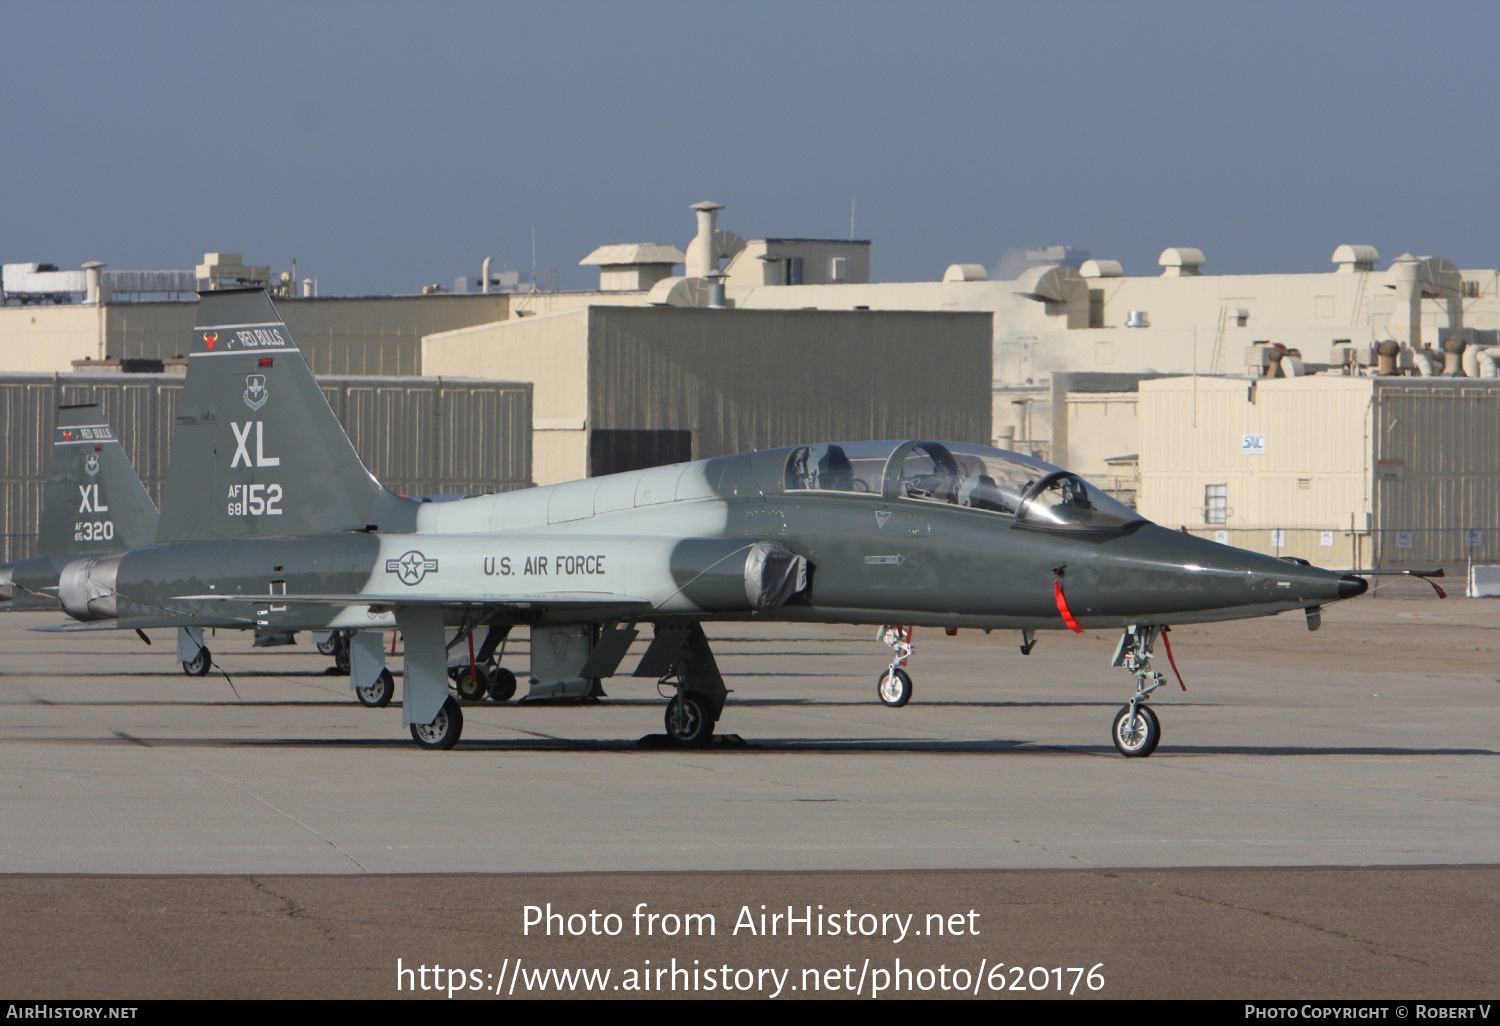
[877,626,915,707]
[1110,625,1168,758]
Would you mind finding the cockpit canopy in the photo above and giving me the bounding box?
[783,440,1142,534]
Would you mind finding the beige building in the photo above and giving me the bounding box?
[425,305,992,485]
[556,203,1500,486]
[1137,375,1500,573]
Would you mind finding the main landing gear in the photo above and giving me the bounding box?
[355,668,396,708]
[1109,625,1168,757]
[313,629,353,675]
[664,692,713,745]
[182,645,212,677]
[876,626,915,707]
[178,627,212,677]
[660,623,728,745]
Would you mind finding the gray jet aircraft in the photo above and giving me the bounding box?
[1,403,159,609]
[48,289,1372,756]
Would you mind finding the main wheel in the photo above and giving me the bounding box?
[333,642,351,676]
[877,667,913,707]
[487,667,518,702]
[182,646,212,677]
[410,696,464,750]
[355,668,395,708]
[664,693,714,745]
[1112,703,1161,758]
[316,633,339,656]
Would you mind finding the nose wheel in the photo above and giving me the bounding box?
[878,667,913,707]
[1112,703,1160,757]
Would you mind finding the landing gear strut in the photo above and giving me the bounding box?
[1110,625,1166,757]
[876,626,914,707]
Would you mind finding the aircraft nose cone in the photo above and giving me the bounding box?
[1338,574,1368,600]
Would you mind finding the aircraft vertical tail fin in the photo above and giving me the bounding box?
[156,289,414,542]
[36,404,158,558]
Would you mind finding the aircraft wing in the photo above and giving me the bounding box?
[172,592,656,610]
[31,613,258,633]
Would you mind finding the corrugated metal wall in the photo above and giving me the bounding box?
[0,372,531,562]
[586,306,992,462]
[1373,379,1500,566]
[104,294,513,376]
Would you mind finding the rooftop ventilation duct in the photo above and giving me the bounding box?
[942,263,988,282]
[580,243,686,292]
[1158,247,1205,277]
[1079,259,1124,278]
[1013,264,1077,302]
[1332,244,1379,273]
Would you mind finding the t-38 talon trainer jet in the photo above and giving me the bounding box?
[1,403,159,611]
[46,288,1371,756]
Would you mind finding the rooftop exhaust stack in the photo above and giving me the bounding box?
[82,262,107,305]
[685,201,724,278]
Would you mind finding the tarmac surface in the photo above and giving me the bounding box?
[1,588,1497,997]
[2,591,1496,874]
[2,867,1496,998]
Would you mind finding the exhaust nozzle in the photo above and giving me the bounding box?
[58,555,123,621]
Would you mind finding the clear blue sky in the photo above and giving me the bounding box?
[3,0,1496,294]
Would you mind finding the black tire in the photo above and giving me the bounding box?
[355,668,395,708]
[487,667,518,702]
[1112,703,1161,758]
[316,634,338,656]
[877,667,913,707]
[182,646,212,677]
[664,693,714,745]
[410,696,464,750]
[454,667,489,702]
[333,643,351,676]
